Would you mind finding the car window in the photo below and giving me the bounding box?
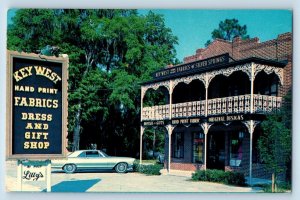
[99,151,108,157]
[77,152,86,158]
[86,151,100,158]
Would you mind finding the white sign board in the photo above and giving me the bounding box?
[22,165,46,182]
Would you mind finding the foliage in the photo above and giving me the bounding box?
[142,127,165,159]
[134,163,163,175]
[7,9,178,153]
[205,18,250,47]
[191,169,246,186]
[257,182,291,193]
[257,91,292,188]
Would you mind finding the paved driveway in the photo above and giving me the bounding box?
[6,161,261,193]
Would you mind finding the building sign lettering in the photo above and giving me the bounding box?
[171,118,201,125]
[208,115,244,123]
[22,166,46,182]
[153,53,229,79]
[6,51,68,159]
[143,120,166,126]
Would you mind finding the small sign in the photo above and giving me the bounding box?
[171,117,202,125]
[22,165,46,182]
[142,120,167,126]
[6,51,68,159]
[207,114,244,123]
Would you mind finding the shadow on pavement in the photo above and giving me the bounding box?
[50,179,101,192]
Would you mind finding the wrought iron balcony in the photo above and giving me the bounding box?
[141,94,282,121]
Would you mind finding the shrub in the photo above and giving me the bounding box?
[134,162,163,175]
[192,169,246,186]
[260,182,291,193]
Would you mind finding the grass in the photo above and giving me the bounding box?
[254,182,291,193]
[140,159,158,164]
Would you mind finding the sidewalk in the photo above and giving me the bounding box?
[160,169,194,177]
[160,169,271,188]
[6,176,44,192]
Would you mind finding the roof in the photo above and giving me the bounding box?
[141,57,287,86]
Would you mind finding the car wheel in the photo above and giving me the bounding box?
[63,164,76,174]
[115,162,127,173]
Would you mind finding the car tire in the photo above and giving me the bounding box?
[115,162,127,173]
[63,164,76,174]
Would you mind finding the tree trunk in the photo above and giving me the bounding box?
[272,173,276,193]
[72,51,92,151]
[152,129,156,159]
[72,102,82,151]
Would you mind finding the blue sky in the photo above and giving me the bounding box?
[139,10,292,61]
[8,9,292,62]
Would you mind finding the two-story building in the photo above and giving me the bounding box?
[139,32,292,183]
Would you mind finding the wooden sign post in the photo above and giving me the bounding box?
[6,51,68,192]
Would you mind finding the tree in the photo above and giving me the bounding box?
[7,9,178,154]
[205,18,250,47]
[257,91,292,192]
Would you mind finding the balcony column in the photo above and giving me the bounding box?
[201,122,212,170]
[169,80,173,119]
[140,86,145,164]
[139,126,144,164]
[205,73,209,117]
[141,86,145,121]
[242,120,259,185]
[250,62,254,113]
[166,124,175,173]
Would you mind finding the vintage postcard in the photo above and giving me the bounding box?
[6,9,292,193]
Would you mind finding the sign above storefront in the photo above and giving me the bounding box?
[153,53,229,79]
[6,51,68,159]
[142,120,167,126]
[207,114,244,123]
[171,118,202,125]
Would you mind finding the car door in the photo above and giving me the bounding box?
[85,150,107,169]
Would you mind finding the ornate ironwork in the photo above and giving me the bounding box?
[253,63,284,85]
[200,122,213,134]
[172,74,206,91]
[242,120,261,134]
[141,80,170,99]
[207,63,252,85]
[142,94,282,121]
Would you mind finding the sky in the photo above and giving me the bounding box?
[7,9,292,62]
[2,2,299,200]
[139,10,292,62]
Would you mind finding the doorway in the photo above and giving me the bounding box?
[207,131,225,170]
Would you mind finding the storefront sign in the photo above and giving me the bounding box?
[22,165,46,182]
[6,51,68,159]
[171,118,202,125]
[142,120,166,126]
[207,114,244,123]
[153,53,229,79]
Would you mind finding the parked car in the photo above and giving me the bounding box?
[52,150,135,174]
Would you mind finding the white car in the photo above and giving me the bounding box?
[52,150,135,173]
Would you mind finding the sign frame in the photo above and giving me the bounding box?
[6,50,68,160]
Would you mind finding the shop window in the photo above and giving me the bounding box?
[229,131,244,167]
[172,132,184,158]
[193,132,204,164]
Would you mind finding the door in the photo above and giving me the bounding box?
[207,132,225,170]
[76,150,107,170]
